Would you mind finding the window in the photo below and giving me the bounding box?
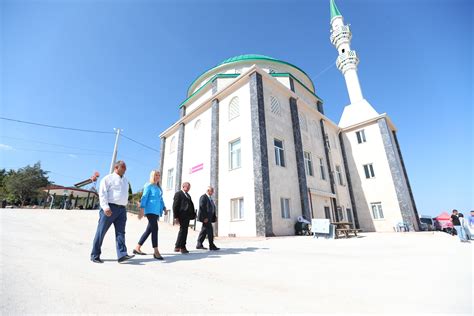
[194,119,201,130]
[324,134,331,149]
[228,97,240,121]
[166,168,174,190]
[335,165,344,185]
[319,158,326,180]
[231,198,244,220]
[356,130,366,144]
[337,207,344,221]
[324,206,331,220]
[170,136,176,153]
[363,163,375,179]
[281,198,291,219]
[371,202,384,219]
[304,152,314,176]
[270,96,281,116]
[274,139,285,167]
[346,208,353,223]
[229,139,241,170]
[313,121,320,138]
[299,114,308,132]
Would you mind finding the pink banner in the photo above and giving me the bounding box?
[190,163,204,174]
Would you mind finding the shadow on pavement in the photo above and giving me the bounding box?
[114,247,267,265]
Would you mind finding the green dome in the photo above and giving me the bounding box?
[218,54,281,66]
[187,54,315,97]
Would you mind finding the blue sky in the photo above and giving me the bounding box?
[1,0,472,216]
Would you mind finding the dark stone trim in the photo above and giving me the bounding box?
[180,106,186,118]
[289,77,295,92]
[319,119,338,221]
[249,72,273,237]
[378,118,418,231]
[210,98,219,234]
[212,79,218,95]
[392,130,421,230]
[159,137,166,187]
[338,132,360,229]
[175,123,185,192]
[317,101,324,115]
[289,97,311,221]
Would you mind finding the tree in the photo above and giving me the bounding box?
[3,162,51,206]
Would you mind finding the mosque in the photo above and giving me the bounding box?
[159,0,420,236]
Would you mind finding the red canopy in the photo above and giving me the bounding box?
[436,212,451,220]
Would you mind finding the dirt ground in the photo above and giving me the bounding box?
[1,208,472,315]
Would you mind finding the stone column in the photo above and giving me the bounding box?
[159,137,166,187]
[320,119,338,221]
[338,133,360,228]
[289,97,311,220]
[210,98,219,235]
[378,118,419,231]
[175,123,185,192]
[249,72,273,237]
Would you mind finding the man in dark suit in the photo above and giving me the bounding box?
[173,182,195,254]
[196,186,220,251]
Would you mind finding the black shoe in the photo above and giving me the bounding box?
[210,246,220,251]
[180,247,189,254]
[196,244,208,250]
[118,254,135,263]
[133,249,146,255]
[91,257,104,263]
[174,247,181,252]
[154,254,164,260]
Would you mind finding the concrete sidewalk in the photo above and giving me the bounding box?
[1,208,472,314]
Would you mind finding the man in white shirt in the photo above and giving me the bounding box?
[90,160,135,263]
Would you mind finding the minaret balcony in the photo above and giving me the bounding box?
[336,50,359,74]
[330,24,352,48]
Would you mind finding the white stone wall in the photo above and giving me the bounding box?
[161,129,179,222]
[341,122,403,232]
[262,79,302,236]
[181,110,212,208]
[217,82,257,237]
[185,87,213,114]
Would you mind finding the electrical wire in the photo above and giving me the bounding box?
[121,134,159,153]
[0,135,111,153]
[0,117,114,134]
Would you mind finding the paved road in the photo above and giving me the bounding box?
[1,208,472,314]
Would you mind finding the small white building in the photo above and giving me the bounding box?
[159,0,420,236]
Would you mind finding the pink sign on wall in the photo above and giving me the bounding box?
[189,163,204,174]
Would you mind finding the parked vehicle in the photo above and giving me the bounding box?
[419,215,436,231]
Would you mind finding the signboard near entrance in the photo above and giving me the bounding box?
[312,218,330,234]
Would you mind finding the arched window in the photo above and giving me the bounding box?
[194,119,201,130]
[299,114,308,132]
[170,136,176,154]
[228,96,240,121]
[270,96,281,116]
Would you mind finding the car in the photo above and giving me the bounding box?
[419,215,436,231]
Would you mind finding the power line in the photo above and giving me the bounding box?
[13,147,110,156]
[121,134,160,153]
[0,117,159,153]
[0,117,114,134]
[313,60,336,80]
[0,135,111,153]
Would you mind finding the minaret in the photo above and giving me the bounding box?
[330,0,379,128]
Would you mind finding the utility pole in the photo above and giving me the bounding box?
[109,128,122,174]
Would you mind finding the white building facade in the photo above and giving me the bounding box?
[159,1,420,236]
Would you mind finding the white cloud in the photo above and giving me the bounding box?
[0,144,13,151]
[68,154,78,159]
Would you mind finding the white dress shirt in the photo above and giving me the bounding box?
[99,173,129,210]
